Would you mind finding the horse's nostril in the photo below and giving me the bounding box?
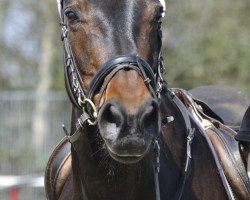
[107,105,123,126]
[140,105,154,120]
[98,102,125,141]
[139,100,160,135]
[99,100,159,142]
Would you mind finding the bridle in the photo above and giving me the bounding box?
[57,0,165,199]
[57,0,165,127]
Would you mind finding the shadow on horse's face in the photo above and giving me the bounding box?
[64,0,163,163]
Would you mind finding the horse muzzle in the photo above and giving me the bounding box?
[98,99,160,164]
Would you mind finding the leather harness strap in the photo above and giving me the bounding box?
[172,88,236,200]
[188,113,236,200]
[165,89,195,200]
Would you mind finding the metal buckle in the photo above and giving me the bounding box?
[81,98,98,125]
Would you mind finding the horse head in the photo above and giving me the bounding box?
[58,0,165,164]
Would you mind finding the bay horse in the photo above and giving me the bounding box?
[45,0,250,199]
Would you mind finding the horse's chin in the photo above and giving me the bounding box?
[106,144,151,164]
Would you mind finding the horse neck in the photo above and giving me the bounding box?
[70,107,156,200]
[159,89,228,199]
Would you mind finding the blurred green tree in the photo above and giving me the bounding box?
[164,0,250,97]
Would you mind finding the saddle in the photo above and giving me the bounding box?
[173,88,250,200]
[45,138,72,200]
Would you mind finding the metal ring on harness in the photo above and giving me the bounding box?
[83,98,98,125]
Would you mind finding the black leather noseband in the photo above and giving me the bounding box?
[87,55,158,115]
[88,55,157,99]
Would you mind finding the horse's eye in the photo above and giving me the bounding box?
[65,10,79,22]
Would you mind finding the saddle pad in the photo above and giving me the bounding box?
[45,137,71,200]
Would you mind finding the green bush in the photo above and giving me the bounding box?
[164,0,250,98]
